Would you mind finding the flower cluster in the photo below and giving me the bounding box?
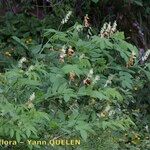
[83,14,92,39]
[84,14,90,28]
[25,37,32,44]
[69,72,76,81]
[99,21,117,38]
[18,57,27,68]
[61,11,72,24]
[99,104,115,118]
[5,51,11,57]
[59,46,75,63]
[93,75,100,84]
[83,69,100,85]
[141,49,150,62]
[133,21,145,47]
[83,69,93,85]
[104,74,114,87]
[126,51,136,68]
[28,65,35,72]
[25,65,35,76]
[59,46,66,63]
[67,46,75,57]
[26,92,35,109]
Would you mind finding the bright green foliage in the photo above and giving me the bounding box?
[0,19,150,149]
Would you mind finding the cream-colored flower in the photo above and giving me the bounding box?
[18,57,27,68]
[61,11,72,24]
[112,21,117,32]
[100,21,117,38]
[25,92,35,109]
[142,49,150,62]
[29,92,35,102]
[59,45,67,62]
[93,75,100,84]
[87,68,93,78]
[28,65,35,71]
[104,74,114,87]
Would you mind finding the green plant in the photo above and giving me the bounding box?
[0,16,150,149]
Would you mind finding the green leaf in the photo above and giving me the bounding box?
[104,88,123,101]
[80,130,88,141]
[31,44,42,55]
[62,65,82,76]
[12,36,28,50]
[58,83,67,93]
[44,29,60,36]
[133,0,143,6]
[19,79,41,86]
[10,128,14,138]
[122,80,132,89]
[112,31,125,40]
[119,71,133,89]
[78,86,86,96]
[26,129,31,138]
[91,0,99,3]
[91,91,107,100]
[16,131,21,142]
[78,59,91,68]
[64,94,70,102]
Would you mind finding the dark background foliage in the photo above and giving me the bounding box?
[0,0,149,48]
[0,0,150,150]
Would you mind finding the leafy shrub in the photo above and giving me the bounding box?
[0,17,150,150]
